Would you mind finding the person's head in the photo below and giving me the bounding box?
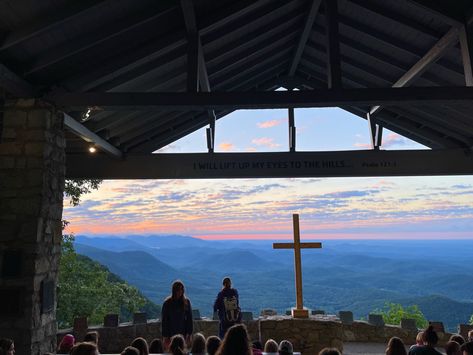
[171,280,186,301]
[70,342,99,355]
[0,339,14,355]
[84,331,99,345]
[423,325,439,347]
[252,341,263,350]
[415,331,424,346]
[216,323,252,355]
[191,333,206,354]
[58,334,75,353]
[450,335,466,346]
[149,338,164,354]
[170,334,186,355]
[468,331,473,342]
[264,339,279,353]
[222,277,232,289]
[131,337,149,355]
[445,341,461,355]
[385,337,407,355]
[121,346,140,355]
[206,335,221,355]
[278,340,293,355]
[318,349,342,355]
[460,341,473,355]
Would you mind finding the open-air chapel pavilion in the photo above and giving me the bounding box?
[1,0,473,353]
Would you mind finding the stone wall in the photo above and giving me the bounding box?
[0,99,65,355]
[58,316,463,354]
[58,319,259,354]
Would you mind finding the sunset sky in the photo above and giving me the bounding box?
[63,108,473,240]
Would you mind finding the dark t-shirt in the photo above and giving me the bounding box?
[161,297,193,337]
[408,345,443,355]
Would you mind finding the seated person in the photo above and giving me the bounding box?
[318,349,341,355]
[278,340,293,355]
[190,333,206,355]
[71,342,99,355]
[58,334,75,353]
[450,335,465,345]
[409,325,442,355]
[460,342,473,355]
[121,346,140,355]
[149,339,164,354]
[206,336,221,355]
[131,337,149,355]
[445,341,461,355]
[264,339,278,353]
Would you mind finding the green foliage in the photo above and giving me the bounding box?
[373,302,428,328]
[470,314,473,325]
[57,236,147,328]
[64,179,102,206]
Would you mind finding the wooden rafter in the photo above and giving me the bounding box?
[369,26,461,116]
[47,87,473,111]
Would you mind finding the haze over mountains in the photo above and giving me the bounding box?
[74,235,473,331]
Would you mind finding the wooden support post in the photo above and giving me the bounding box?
[288,107,296,152]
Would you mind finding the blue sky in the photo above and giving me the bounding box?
[63,108,473,240]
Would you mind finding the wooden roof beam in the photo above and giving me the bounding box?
[47,87,473,111]
[324,0,342,89]
[288,0,322,76]
[63,113,123,158]
[369,26,461,116]
[404,0,463,27]
[0,0,109,51]
[0,63,36,97]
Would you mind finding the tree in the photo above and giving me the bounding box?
[470,313,473,325]
[64,179,102,207]
[58,179,160,328]
[57,236,147,328]
[373,302,428,328]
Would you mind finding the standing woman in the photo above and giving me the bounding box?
[161,280,193,350]
[214,277,241,339]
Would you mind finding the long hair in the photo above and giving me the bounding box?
[84,331,99,345]
[206,336,221,355]
[166,280,189,309]
[423,325,439,347]
[149,339,164,354]
[318,349,342,355]
[58,334,75,353]
[385,337,407,355]
[191,333,206,354]
[263,339,278,353]
[0,339,13,355]
[169,334,186,355]
[70,342,98,355]
[216,324,252,355]
[131,337,149,355]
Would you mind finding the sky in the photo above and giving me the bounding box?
[63,107,473,240]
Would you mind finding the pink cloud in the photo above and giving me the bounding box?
[219,142,235,151]
[252,137,281,148]
[257,119,283,128]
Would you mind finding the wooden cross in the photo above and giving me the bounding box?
[273,214,322,318]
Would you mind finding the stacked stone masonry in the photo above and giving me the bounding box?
[0,100,65,355]
[57,316,460,354]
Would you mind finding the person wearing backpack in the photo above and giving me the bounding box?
[213,277,242,338]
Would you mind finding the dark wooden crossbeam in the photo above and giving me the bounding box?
[47,87,473,111]
[66,149,473,179]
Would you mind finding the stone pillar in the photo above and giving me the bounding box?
[0,99,65,354]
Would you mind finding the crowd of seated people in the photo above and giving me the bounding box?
[4,323,473,355]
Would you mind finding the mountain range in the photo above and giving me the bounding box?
[74,235,473,331]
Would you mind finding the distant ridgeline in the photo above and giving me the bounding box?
[71,235,473,332]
